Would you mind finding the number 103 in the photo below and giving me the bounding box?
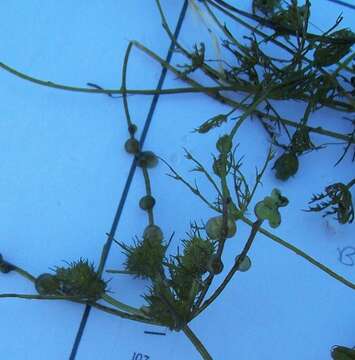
[132,352,150,360]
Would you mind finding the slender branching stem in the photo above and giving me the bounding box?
[13,265,36,283]
[195,219,263,317]
[142,167,155,226]
[132,41,354,144]
[101,293,148,317]
[182,324,213,360]
[121,42,134,129]
[241,216,355,290]
[0,61,231,96]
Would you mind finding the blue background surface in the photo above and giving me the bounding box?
[0,1,354,359]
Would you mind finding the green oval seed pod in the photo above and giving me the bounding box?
[273,152,299,181]
[143,225,164,242]
[139,195,156,210]
[128,124,138,135]
[205,215,237,240]
[35,273,60,295]
[137,151,159,168]
[235,255,252,272]
[216,135,232,154]
[208,255,224,274]
[124,138,140,155]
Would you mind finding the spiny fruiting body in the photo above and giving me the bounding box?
[124,226,165,279]
[35,260,106,301]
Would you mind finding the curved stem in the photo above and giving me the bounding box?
[0,293,82,301]
[241,216,355,290]
[210,0,355,44]
[101,293,148,317]
[346,178,355,189]
[13,266,36,283]
[182,324,213,360]
[132,41,354,144]
[0,292,157,325]
[121,42,134,129]
[1,53,353,144]
[0,61,231,96]
[142,167,155,226]
[205,0,354,110]
[194,219,263,317]
[91,302,159,325]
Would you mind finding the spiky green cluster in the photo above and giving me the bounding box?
[35,259,106,300]
[54,259,106,300]
[142,281,193,331]
[180,236,215,276]
[123,225,165,279]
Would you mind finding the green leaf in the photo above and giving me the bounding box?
[195,114,228,134]
[254,189,289,228]
[314,29,355,67]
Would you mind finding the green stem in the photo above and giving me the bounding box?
[0,293,81,300]
[133,41,353,143]
[121,42,134,129]
[0,292,157,325]
[210,0,355,44]
[13,266,36,283]
[159,156,219,212]
[195,219,263,317]
[1,54,353,144]
[101,293,148,317]
[182,324,213,360]
[142,167,155,226]
[205,0,354,110]
[91,302,159,325]
[241,216,355,290]
[347,178,355,189]
[106,269,136,275]
[0,61,231,96]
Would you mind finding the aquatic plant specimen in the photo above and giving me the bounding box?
[0,1,354,359]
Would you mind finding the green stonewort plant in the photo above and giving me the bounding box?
[0,1,354,359]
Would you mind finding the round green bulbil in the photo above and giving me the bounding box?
[128,124,137,135]
[143,225,163,242]
[216,135,232,154]
[208,255,224,274]
[273,152,299,181]
[139,195,156,210]
[137,151,159,168]
[205,215,237,240]
[235,255,252,272]
[124,138,140,155]
[35,273,60,295]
